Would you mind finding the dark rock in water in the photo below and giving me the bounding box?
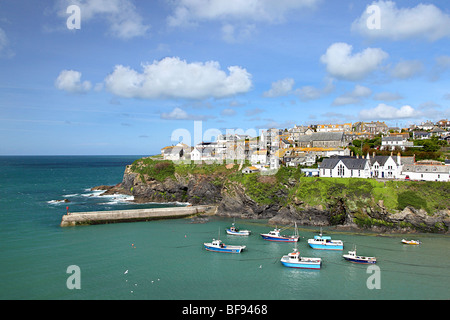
[91,184,131,196]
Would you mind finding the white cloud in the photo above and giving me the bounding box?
[167,0,320,26]
[294,78,335,102]
[160,107,214,121]
[391,60,423,79]
[0,27,13,58]
[320,42,388,81]
[359,104,421,120]
[332,85,372,106]
[57,0,149,39]
[104,57,252,100]
[221,108,237,116]
[221,23,256,43]
[352,1,450,41]
[263,78,295,97]
[55,70,92,93]
[430,55,450,81]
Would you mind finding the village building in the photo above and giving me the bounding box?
[319,156,371,178]
[401,160,450,182]
[296,132,345,148]
[381,136,414,151]
[161,143,191,161]
[251,149,269,165]
[353,121,389,135]
[242,166,260,174]
[316,123,352,133]
[368,153,401,179]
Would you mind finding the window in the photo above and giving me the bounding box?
[337,164,345,177]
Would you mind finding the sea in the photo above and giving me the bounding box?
[1,155,449,301]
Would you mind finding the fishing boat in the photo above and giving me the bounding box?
[308,229,343,250]
[280,247,322,269]
[226,222,251,236]
[260,223,299,242]
[204,239,246,253]
[343,247,376,264]
[401,239,421,245]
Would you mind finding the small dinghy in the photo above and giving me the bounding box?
[401,239,421,245]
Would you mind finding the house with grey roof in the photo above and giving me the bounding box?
[297,132,345,148]
[319,156,371,178]
[381,136,414,151]
[401,160,450,182]
[368,153,401,179]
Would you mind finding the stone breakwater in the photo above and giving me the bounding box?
[60,205,217,227]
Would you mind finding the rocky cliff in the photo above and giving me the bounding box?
[111,160,450,233]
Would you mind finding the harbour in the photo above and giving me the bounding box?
[1,156,449,300]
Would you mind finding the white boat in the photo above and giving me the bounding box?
[343,247,376,264]
[401,239,421,245]
[204,239,246,253]
[260,223,299,242]
[280,247,322,269]
[226,222,251,236]
[308,229,343,250]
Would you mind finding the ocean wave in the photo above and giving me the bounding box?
[47,199,69,205]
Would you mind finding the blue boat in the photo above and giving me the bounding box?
[343,248,376,264]
[307,231,343,250]
[260,223,299,242]
[280,248,322,269]
[204,239,246,253]
[226,223,251,236]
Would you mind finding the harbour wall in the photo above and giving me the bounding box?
[60,205,217,227]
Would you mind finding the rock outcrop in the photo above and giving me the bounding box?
[96,164,450,234]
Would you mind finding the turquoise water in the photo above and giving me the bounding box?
[1,156,449,300]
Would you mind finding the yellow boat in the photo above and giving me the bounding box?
[401,239,421,245]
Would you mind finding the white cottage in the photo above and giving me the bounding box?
[368,154,401,179]
[401,160,450,182]
[319,156,371,178]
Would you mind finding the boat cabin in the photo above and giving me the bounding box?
[211,239,225,248]
[313,235,332,242]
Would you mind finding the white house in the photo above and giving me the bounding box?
[319,157,371,178]
[401,160,450,182]
[161,143,190,161]
[251,149,268,165]
[381,136,413,151]
[368,154,401,179]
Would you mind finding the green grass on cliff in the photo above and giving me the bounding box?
[129,158,449,215]
[293,177,449,215]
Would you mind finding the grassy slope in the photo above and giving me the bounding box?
[129,158,449,216]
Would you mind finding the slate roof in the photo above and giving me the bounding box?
[320,156,368,170]
[297,132,343,142]
[369,156,390,166]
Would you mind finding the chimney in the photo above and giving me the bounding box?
[366,153,370,160]
[356,154,359,159]
[413,154,416,163]
[397,152,401,166]
[373,151,376,158]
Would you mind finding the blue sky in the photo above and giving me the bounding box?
[0,0,450,155]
